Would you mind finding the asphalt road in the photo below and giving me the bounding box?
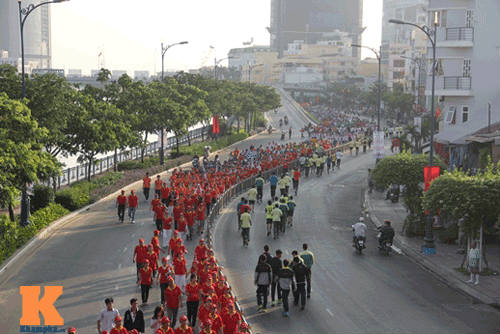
[0,92,308,334]
[213,144,500,333]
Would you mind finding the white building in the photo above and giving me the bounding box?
[427,0,500,150]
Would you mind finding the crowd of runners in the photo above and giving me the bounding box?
[65,114,376,334]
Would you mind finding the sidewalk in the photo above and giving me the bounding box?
[365,189,500,308]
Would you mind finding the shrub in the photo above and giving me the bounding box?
[31,184,55,212]
[0,203,69,264]
[55,186,91,211]
[118,156,160,171]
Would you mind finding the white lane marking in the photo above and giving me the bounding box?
[391,245,403,254]
[326,308,334,317]
[118,263,122,270]
[123,247,128,253]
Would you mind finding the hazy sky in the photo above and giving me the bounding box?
[51,0,383,75]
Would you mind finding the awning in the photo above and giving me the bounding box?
[466,135,497,144]
[434,122,485,145]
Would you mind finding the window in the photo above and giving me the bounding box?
[462,106,469,123]
[445,106,456,124]
[393,59,405,68]
[466,10,474,28]
[463,59,471,77]
[393,71,405,79]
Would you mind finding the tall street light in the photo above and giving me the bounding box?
[214,57,234,80]
[351,44,382,131]
[17,0,69,227]
[389,14,439,252]
[159,40,188,165]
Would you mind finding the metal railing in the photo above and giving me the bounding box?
[443,76,472,90]
[48,126,211,189]
[445,27,474,41]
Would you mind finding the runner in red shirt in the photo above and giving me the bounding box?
[173,253,187,292]
[199,320,215,334]
[133,238,148,284]
[185,274,201,328]
[154,203,166,231]
[185,207,196,241]
[116,190,127,223]
[196,203,206,236]
[165,278,183,328]
[194,239,208,262]
[221,303,241,334]
[161,182,170,205]
[292,168,301,196]
[162,213,174,250]
[147,244,159,277]
[174,315,193,334]
[208,306,223,334]
[154,175,163,197]
[156,316,174,334]
[110,316,128,334]
[157,257,173,305]
[127,190,138,223]
[197,297,212,326]
[177,213,187,241]
[139,260,153,304]
[143,172,152,201]
[151,230,161,257]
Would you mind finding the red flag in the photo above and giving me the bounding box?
[424,166,440,192]
[212,116,220,134]
[435,107,441,119]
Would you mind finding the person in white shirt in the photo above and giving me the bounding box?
[466,241,481,285]
[352,217,367,247]
[97,297,120,334]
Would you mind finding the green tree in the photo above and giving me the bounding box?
[0,64,22,99]
[0,93,59,221]
[371,151,446,235]
[69,92,131,181]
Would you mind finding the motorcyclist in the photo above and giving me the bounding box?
[352,217,367,248]
[288,127,292,139]
[268,125,273,134]
[279,119,283,127]
[379,220,395,247]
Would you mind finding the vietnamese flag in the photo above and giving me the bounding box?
[435,107,441,119]
[212,116,220,134]
[424,166,440,192]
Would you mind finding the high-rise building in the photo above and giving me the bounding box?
[0,0,52,72]
[270,0,363,59]
[427,0,499,167]
[381,0,428,90]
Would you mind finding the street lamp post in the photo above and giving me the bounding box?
[389,16,438,252]
[17,0,69,227]
[351,44,382,131]
[159,41,188,165]
[213,57,233,80]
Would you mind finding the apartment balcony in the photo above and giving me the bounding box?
[437,27,474,48]
[426,76,473,96]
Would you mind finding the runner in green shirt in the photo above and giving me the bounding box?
[240,207,252,246]
[247,187,258,210]
[271,204,283,240]
[265,200,274,237]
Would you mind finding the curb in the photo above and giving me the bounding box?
[0,130,266,278]
[364,190,499,308]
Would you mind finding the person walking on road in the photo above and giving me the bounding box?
[278,199,288,234]
[271,204,283,240]
[165,277,183,328]
[133,238,148,284]
[247,187,257,211]
[184,274,200,328]
[175,315,192,334]
[466,241,481,285]
[156,316,174,334]
[265,200,273,237]
[255,174,265,204]
[278,175,287,197]
[299,243,315,299]
[158,257,173,306]
[128,190,138,223]
[154,175,162,198]
[123,298,145,334]
[292,256,308,310]
[292,169,300,196]
[150,306,165,334]
[254,255,272,312]
[269,172,278,199]
[110,316,127,334]
[139,259,153,305]
[143,172,151,201]
[287,196,296,227]
[270,250,283,307]
[240,207,252,247]
[278,259,294,317]
[116,190,127,223]
[97,297,120,334]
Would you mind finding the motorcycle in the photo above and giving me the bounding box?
[268,125,273,134]
[284,116,289,126]
[353,236,365,254]
[386,187,399,203]
[279,119,283,127]
[377,228,393,255]
[280,132,285,141]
